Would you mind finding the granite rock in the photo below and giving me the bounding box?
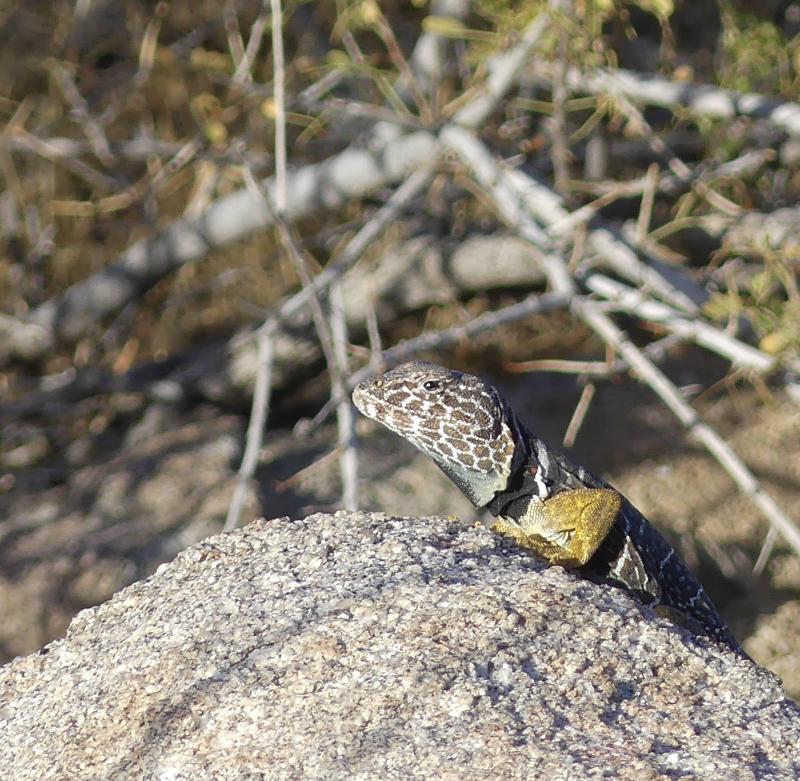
[0,512,798,780]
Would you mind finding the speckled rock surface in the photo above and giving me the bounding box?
[0,512,798,780]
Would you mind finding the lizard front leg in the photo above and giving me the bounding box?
[491,487,622,567]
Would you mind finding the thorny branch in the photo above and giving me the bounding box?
[4,4,799,569]
[437,123,800,568]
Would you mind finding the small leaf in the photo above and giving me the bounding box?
[204,119,227,146]
[189,48,231,73]
[703,291,742,321]
[356,0,381,26]
[261,98,277,119]
[325,50,351,69]
[760,331,789,355]
[422,16,468,37]
[748,270,772,303]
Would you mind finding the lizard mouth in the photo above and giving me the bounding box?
[352,383,419,434]
[352,381,401,415]
[351,384,391,422]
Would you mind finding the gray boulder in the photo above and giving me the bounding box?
[0,512,798,780]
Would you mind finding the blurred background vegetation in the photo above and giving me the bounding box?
[1,1,798,368]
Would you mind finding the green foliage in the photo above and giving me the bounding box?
[704,255,800,361]
[718,3,800,95]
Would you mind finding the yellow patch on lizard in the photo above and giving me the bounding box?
[491,487,622,568]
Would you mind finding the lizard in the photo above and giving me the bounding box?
[352,360,743,654]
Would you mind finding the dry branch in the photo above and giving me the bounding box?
[440,123,800,568]
[330,279,359,511]
[577,149,773,200]
[1,130,439,362]
[440,124,706,313]
[503,164,706,311]
[576,298,800,563]
[225,325,274,532]
[345,291,573,392]
[583,274,777,373]
[536,66,800,137]
[3,4,556,366]
[226,0,290,532]
[0,228,544,424]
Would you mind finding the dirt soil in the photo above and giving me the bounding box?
[1,364,799,699]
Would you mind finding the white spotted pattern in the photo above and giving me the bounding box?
[353,361,517,506]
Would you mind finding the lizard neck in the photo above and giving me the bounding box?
[484,412,554,519]
[431,406,526,509]
[436,459,509,508]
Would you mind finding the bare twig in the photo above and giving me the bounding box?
[317,97,426,129]
[372,8,433,123]
[270,0,286,211]
[330,280,359,510]
[352,292,572,385]
[753,527,780,576]
[443,118,705,313]
[364,286,384,373]
[223,2,247,73]
[265,223,348,515]
[505,333,687,379]
[224,325,275,532]
[550,3,572,197]
[340,29,413,118]
[298,68,347,105]
[452,4,555,128]
[583,274,776,372]
[577,149,773,201]
[233,1,271,84]
[50,64,116,167]
[441,123,702,312]
[253,167,434,337]
[226,0,288,531]
[562,382,595,448]
[502,164,704,312]
[606,90,741,217]
[575,297,800,563]
[636,163,659,245]
[507,358,613,376]
[8,133,268,166]
[440,125,573,294]
[136,1,167,84]
[9,129,124,191]
[543,66,800,138]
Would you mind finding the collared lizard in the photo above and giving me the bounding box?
[353,360,743,653]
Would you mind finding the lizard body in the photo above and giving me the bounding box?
[353,360,742,653]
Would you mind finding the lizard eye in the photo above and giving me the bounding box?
[422,380,440,391]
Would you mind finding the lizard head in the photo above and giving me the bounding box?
[352,361,517,507]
